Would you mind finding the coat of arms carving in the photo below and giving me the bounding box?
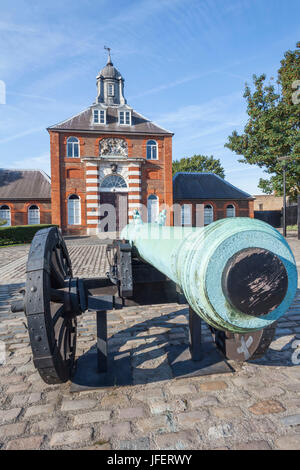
[99,138,128,157]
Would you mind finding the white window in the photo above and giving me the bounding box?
[67,137,80,158]
[226,204,236,217]
[108,83,114,96]
[100,175,127,191]
[204,204,214,225]
[146,140,158,160]
[68,195,81,225]
[147,195,159,223]
[93,109,106,124]
[181,205,192,226]
[0,205,11,226]
[119,110,131,125]
[28,205,40,225]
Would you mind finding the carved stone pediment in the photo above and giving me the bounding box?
[99,138,128,157]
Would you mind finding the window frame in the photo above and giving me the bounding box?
[108,83,114,96]
[181,204,192,226]
[226,204,236,218]
[28,205,40,225]
[204,204,214,225]
[100,175,128,192]
[67,194,81,225]
[146,140,158,160]
[67,137,80,158]
[93,109,106,125]
[0,205,11,227]
[119,110,131,126]
[147,194,159,223]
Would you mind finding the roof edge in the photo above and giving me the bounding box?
[173,172,253,199]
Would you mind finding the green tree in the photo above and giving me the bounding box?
[225,43,300,199]
[172,154,225,178]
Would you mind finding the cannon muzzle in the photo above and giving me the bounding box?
[122,213,297,334]
[222,247,288,318]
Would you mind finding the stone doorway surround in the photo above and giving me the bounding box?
[83,156,144,236]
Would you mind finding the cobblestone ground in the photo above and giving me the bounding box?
[0,234,299,450]
[0,238,108,282]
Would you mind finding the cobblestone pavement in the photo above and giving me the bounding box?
[0,234,299,450]
[0,239,109,282]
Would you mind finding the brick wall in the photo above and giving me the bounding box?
[0,200,51,226]
[50,130,173,234]
[174,198,254,225]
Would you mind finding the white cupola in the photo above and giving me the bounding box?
[96,48,126,106]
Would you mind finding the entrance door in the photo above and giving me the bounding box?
[116,193,128,232]
[99,192,128,232]
[99,192,116,232]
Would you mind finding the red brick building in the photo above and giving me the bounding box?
[173,172,254,226]
[48,51,173,235]
[0,169,51,226]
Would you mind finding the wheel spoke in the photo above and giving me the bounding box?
[50,250,65,287]
[50,288,65,303]
[64,321,72,361]
[55,246,68,278]
[52,306,65,326]
[57,319,67,354]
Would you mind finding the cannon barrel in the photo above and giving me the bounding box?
[121,213,298,334]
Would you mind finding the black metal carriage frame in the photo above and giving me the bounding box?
[11,227,276,391]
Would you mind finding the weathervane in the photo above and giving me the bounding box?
[104,45,112,64]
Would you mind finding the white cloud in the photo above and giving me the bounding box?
[0,126,46,144]
[8,152,50,174]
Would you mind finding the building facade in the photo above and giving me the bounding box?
[48,51,173,235]
[173,172,254,226]
[0,169,51,227]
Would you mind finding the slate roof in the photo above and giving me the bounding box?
[48,107,173,136]
[0,169,51,200]
[173,172,253,200]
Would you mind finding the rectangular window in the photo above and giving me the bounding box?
[181,205,192,226]
[100,110,105,123]
[94,109,99,123]
[119,111,131,125]
[73,144,79,158]
[108,83,114,96]
[28,209,40,225]
[68,199,81,225]
[67,143,73,157]
[94,109,106,124]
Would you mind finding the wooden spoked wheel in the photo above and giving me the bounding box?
[25,227,77,384]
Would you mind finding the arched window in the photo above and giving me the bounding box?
[0,205,11,227]
[226,204,236,217]
[67,137,80,158]
[146,140,158,160]
[28,205,40,225]
[181,205,192,226]
[147,194,159,223]
[68,195,81,225]
[100,175,127,192]
[204,204,214,225]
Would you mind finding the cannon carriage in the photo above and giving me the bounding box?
[11,211,298,388]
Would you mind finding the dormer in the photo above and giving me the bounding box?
[92,104,108,125]
[118,105,133,126]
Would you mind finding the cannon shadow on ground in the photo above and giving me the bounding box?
[71,302,300,391]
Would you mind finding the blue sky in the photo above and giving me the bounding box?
[0,0,299,195]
